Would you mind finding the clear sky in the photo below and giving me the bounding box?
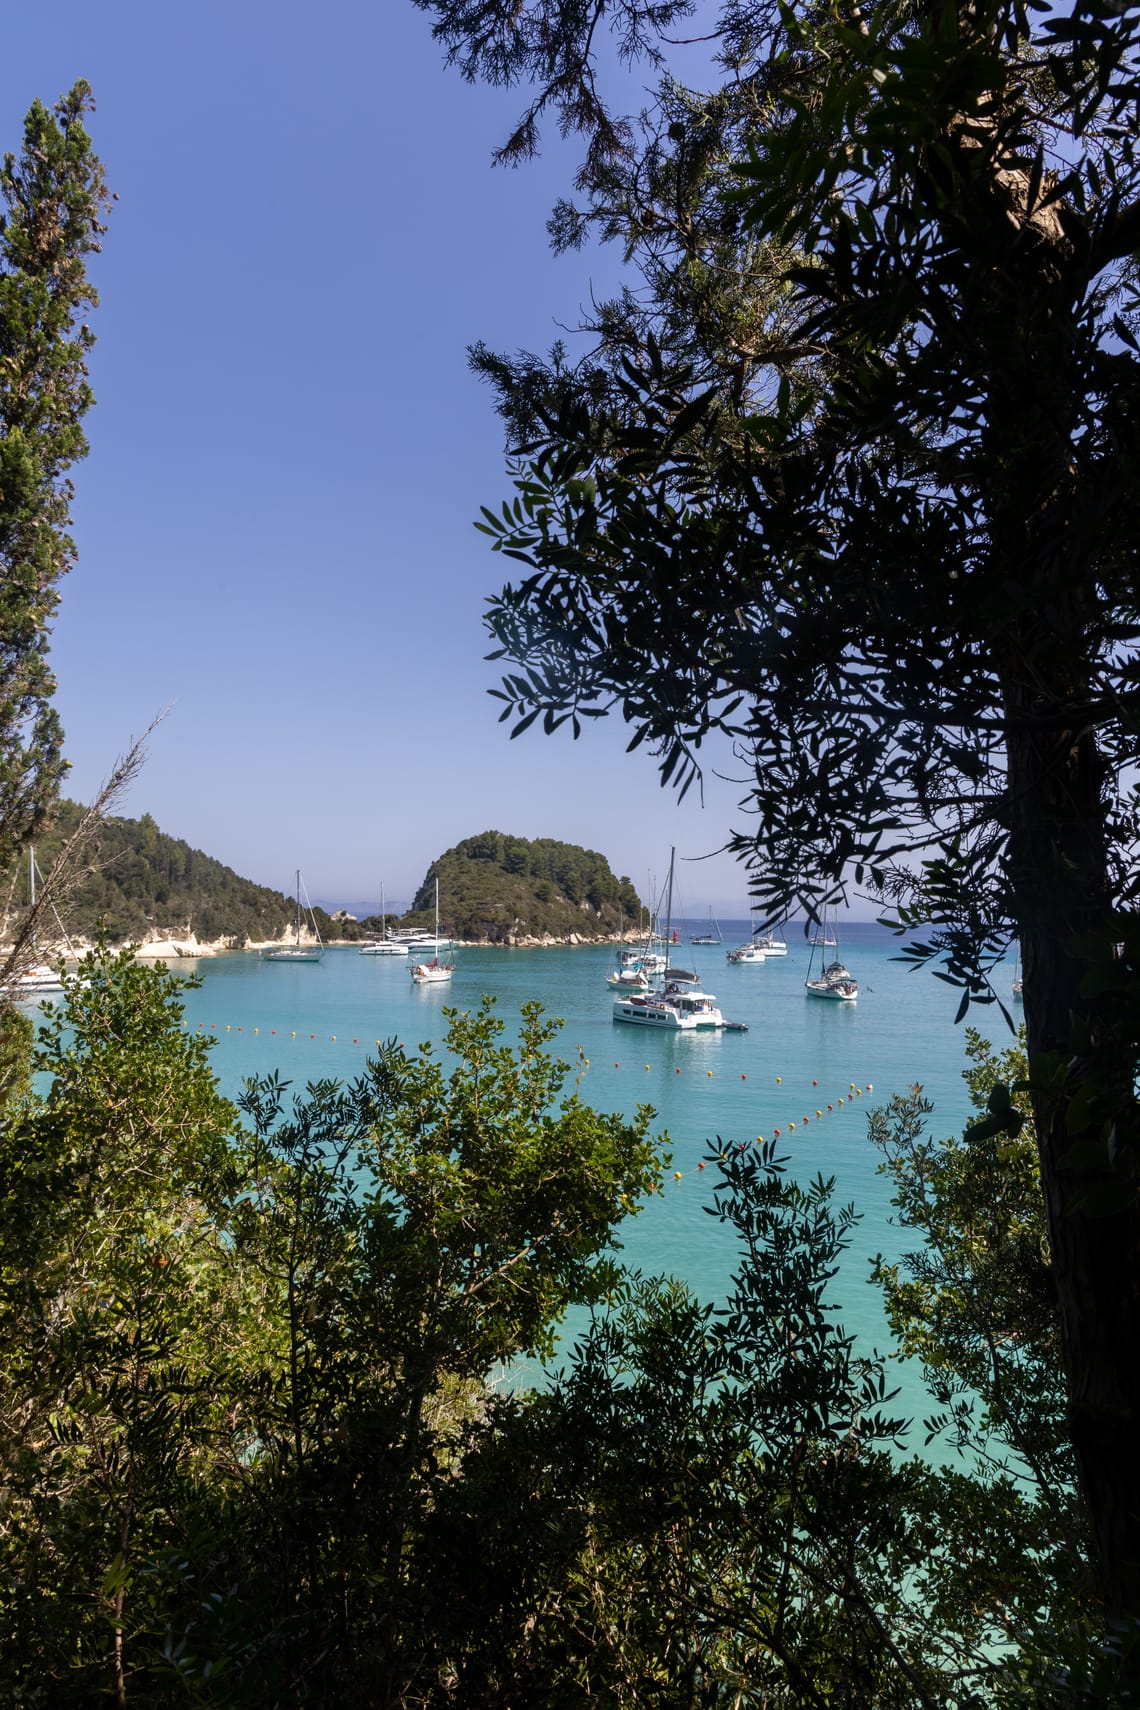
[0,1,823,920]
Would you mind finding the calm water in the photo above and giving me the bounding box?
[132,923,1021,1430]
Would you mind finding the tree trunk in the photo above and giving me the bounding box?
[1003,673,1140,1623]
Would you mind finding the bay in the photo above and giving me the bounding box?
[161,920,1020,1432]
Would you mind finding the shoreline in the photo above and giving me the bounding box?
[2,931,645,962]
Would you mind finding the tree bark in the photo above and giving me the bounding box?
[1004,693,1140,1623]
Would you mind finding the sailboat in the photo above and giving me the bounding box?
[690,907,723,946]
[753,919,788,957]
[263,870,324,963]
[804,912,857,1001]
[409,877,453,984]
[360,881,408,955]
[2,846,66,997]
[726,907,767,964]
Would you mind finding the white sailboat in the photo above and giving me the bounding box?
[753,919,788,956]
[263,870,324,963]
[690,907,723,945]
[360,881,408,955]
[2,846,66,998]
[409,877,453,984]
[804,913,857,1001]
[726,907,767,964]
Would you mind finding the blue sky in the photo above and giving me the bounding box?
[1,1,823,919]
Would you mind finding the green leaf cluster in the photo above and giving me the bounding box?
[0,84,108,874]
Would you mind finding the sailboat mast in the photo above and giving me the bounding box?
[295,869,301,947]
[663,848,675,976]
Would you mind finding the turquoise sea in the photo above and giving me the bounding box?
[148,919,1020,1433]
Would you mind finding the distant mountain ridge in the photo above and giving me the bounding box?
[2,811,644,949]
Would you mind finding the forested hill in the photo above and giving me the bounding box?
[1,813,643,948]
[399,833,643,944]
[1,803,334,947]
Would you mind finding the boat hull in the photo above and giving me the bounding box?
[410,962,453,984]
[613,998,724,1029]
[804,979,857,1002]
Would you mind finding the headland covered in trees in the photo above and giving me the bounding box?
[0,805,645,953]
